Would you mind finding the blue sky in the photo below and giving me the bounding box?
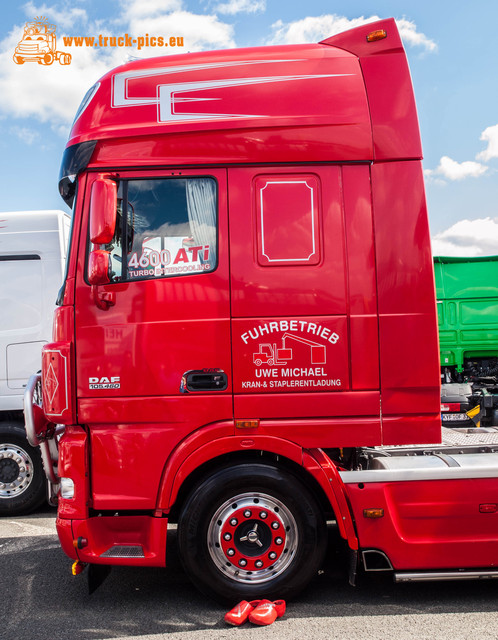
[1,0,498,255]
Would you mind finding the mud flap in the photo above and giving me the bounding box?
[88,564,112,595]
[348,548,358,586]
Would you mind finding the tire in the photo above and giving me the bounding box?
[178,462,326,603]
[0,423,46,516]
[40,52,54,65]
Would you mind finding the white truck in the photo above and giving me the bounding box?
[0,210,69,515]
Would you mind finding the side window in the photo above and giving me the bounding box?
[103,177,217,282]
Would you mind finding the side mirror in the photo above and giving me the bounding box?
[88,249,111,285]
[89,177,117,244]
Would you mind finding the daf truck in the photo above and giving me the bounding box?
[25,19,498,601]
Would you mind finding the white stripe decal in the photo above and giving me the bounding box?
[112,60,353,124]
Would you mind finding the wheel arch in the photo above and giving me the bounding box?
[158,426,349,533]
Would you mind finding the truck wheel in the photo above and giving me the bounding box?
[0,423,46,516]
[13,55,24,64]
[177,463,326,603]
[40,52,54,65]
[60,53,71,65]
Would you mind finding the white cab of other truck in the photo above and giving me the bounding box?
[0,210,70,515]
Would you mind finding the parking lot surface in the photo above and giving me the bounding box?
[1,509,497,640]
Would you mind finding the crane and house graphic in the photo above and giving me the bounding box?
[253,332,326,367]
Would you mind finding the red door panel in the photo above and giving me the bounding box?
[229,165,381,445]
[74,168,232,508]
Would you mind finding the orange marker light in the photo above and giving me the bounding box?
[363,508,384,518]
[366,29,387,42]
[72,536,88,549]
[235,419,260,429]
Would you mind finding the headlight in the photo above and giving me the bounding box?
[60,477,75,499]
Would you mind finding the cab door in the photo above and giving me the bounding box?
[74,168,232,510]
[228,164,381,448]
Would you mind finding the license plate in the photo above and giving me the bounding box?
[441,413,469,421]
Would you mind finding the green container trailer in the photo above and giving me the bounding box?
[435,255,498,427]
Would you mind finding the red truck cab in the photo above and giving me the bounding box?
[26,19,482,603]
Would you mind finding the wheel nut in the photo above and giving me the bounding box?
[271,521,279,529]
[255,560,264,568]
[239,559,247,567]
[223,533,232,541]
[0,484,5,489]
[275,537,283,545]
[230,518,238,526]
[260,511,267,519]
[243,510,252,518]
[7,453,13,458]
[16,457,22,464]
[269,551,277,560]
[227,548,235,557]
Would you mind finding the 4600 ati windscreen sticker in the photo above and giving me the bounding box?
[233,317,349,393]
[127,242,213,279]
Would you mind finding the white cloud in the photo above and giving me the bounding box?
[477,124,498,162]
[119,0,235,51]
[267,14,437,52]
[268,14,379,45]
[214,0,265,15]
[119,0,183,22]
[10,125,40,145]
[22,1,88,30]
[425,155,488,182]
[0,24,123,128]
[396,18,437,53]
[128,12,235,53]
[432,218,498,257]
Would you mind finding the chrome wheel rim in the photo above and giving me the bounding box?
[0,443,35,498]
[207,491,298,584]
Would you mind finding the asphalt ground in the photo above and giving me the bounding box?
[1,508,497,640]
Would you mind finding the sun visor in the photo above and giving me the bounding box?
[59,140,97,207]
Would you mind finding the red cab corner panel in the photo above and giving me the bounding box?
[42,342,75,424]
[56,517,78,561]
[57,425,89,520]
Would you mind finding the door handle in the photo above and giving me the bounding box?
[180,369,228,393]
